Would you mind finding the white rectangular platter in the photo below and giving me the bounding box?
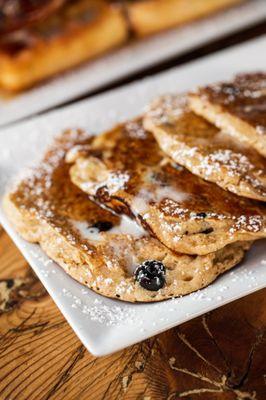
[0,0,265,127]
[0,36,266,356]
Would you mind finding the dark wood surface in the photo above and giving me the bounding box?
[0,22,266,400]
[0,226,265,400]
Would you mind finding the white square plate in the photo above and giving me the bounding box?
[0,0,265,127]
[0,36,266,356]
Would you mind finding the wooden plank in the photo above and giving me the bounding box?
[0,226,265,400]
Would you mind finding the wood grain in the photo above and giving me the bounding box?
[0,225,265,400]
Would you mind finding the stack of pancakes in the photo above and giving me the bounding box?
[0,0,243,91]
[4,72,266,302]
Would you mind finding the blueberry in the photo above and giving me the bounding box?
[6,279,14,289]
[201,228,214,234]
[196,212,207,218]
[92,221,113,232]
[135,260,166,291]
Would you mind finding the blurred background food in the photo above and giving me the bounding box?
[0,0,245,91]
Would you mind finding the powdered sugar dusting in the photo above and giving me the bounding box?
[195,73,266,157]
[229,215,263,234]
[62,289,143,327]
[131,169,190,216]
[147,92,266,200]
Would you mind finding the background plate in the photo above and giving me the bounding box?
[0,0,265,127]
[0,36,266,356]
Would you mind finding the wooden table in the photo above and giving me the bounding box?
[1,23,266,400]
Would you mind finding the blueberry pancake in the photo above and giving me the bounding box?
[67,119,266,256]
[144,94,266,201]
[0,0,128,91]
[189,73,266,157]
[125,0,244,37]
[3,130,250,302]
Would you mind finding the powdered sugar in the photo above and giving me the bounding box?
[230,215,263,234]
[62,288,142,327]
[148,92,266,199]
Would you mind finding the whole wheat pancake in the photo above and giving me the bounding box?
[3,130,250,302]
[67,120,266,255]
[144,94,266,201]
[0,0,128,91]
[189,73,266,157]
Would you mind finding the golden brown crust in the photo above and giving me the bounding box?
[67,119,266,255]
[144,93,266,201]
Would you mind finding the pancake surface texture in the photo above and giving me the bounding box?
[189,73,266,157]
[67,120,266,255]
[144,94,266,201]
[3,130,250,302]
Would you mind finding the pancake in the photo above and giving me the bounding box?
[189,73,266,157]
[144,93,266,201]
[0,0,128,91]
[3,129,250,302]
[67,119,266,255]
